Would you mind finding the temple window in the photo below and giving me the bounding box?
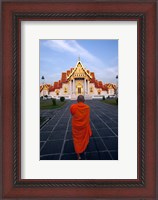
[56,90,59,95]
[98,90,101,95]
[64,87,67,93]
[90,87,93,92]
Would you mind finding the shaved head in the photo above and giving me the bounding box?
[77,95,85,102]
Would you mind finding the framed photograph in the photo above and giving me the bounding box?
[39,38,119,163]
[1,0,157,199]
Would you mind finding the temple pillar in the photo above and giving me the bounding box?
[84,78,86,95]
[69,80,71,95]
[87,80,89,94]
[73,79,75,94]
[72,79,74,94]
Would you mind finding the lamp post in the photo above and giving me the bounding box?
[116,75,118,97]
[41,76,45,99]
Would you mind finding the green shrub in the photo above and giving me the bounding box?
[102,96,105,100]
[60,97,65,102]
[52,98,57,106]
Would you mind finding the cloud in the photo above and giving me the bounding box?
[43,40,103,66]
[95,66,118,83]
[40,57,55,64]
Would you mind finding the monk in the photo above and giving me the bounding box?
[70,95,92,160]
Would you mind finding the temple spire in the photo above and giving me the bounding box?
[78,55,80,62]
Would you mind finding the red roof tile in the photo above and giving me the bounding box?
[49,86,55,92]
[61,72,67,83]
[90,72,95,83]
[67,70,70,76]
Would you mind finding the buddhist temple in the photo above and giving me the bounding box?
[40,60,117,99]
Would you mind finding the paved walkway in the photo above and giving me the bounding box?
[40,100,118,160]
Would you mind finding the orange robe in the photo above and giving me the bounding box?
[70,102,92,154]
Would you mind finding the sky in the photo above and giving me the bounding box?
[40,40,118,85]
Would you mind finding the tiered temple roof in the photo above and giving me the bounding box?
[40,84,51,92]
[45,62,116,92]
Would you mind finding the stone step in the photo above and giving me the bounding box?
[85,95,92,100]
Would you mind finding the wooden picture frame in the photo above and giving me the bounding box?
[1,0,157,199]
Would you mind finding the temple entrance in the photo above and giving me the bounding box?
[78,87,81,94]
[76,81,83,95]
